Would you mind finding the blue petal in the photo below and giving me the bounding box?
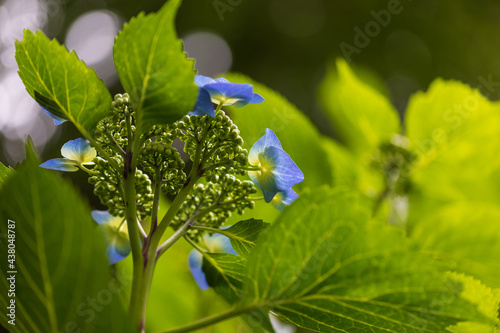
[214,77,230,83]
[234,92,264,107]
[189,250,209,290]
[203,82,254,104]
[271,188,299,211]
[204,233,237,255]
[195,75,215,87]
[107,244,130,264]
[40,158,78,172]
[61,138,96,163]
[91,210,114,225]
[257,146,304,193]
[249,129,283,165]
[190,88,215,117]
[249,93,265,104]
[41,107,67,125]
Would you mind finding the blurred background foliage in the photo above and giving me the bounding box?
[2,0,500,331]
[2,0,500,167]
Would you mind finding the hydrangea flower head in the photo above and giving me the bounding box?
[40,138,96,172]
[190,75,264,117]
[248,129,304,204]
[41,106,67,125]
[92,210,130,264]
[188,233,236,290]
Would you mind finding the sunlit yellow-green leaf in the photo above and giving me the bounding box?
[410,203,500,289]
[319,59,401,160]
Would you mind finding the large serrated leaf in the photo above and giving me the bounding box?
[410,203,500,289]
[240,188,495,333]
[319,59,401,160]
[113,0,198,133]
[0,152,132,332]
[405,79,500,209]
[15,30,111,135]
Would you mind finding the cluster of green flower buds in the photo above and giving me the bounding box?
[95,93,135,156]
[172,173,257,239]
[372,135,416,196]
[138,140,186,196]
[177,110,249,177]
[89,156,153,219]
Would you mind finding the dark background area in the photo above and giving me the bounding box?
[1,0,500,204]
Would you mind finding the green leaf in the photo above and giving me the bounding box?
[405,79,500,207]
[0,152,132,332]
[15,30,111,136]
[113,0,198,133]
[319,59,401,159]
[445,274,500,332]
[0,162,14,189]
[410,203,500,289]
[322,137,384,196]
[202,253,246,303]
[202,253,276,332]
[224,73,333,191]
[217,219,270,257]
[240,188,495,332]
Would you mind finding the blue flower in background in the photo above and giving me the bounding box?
[92,210,131,264]
[190,75,264,117]
[41,106,67,125]
[40,138,96,172]
[248,129,304,205]
[188,233,237,290]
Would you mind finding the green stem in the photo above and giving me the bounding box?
[237,165,261,172]
[137,238,157,333]
[156,215,196,257]
[159,304,259,333]
[78,164,98,175]
[103,128,126,157]
[183,234,205,253]
[122,111,146,331]
[124,161,144,326]
[149,166,163,234]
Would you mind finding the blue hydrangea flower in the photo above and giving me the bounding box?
[248,129,304,204]
[190,75,264,117]
[91,210,131,264]
[188,233,237,290]
[41,106,67,125]
[40,138,96,172]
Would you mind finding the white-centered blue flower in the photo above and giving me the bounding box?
[188,233,237,290]
[190,75,264,117]
[91,210,130,264]
[40,138,96,172]
[248,129,304,206]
